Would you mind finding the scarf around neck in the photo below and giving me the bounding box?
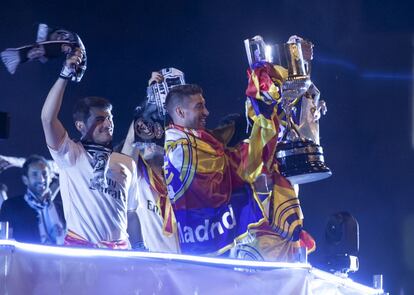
[81,141,113,190]
[24,189,65,245]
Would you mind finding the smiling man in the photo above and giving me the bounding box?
[41,48,142,249]
[163,84,273,255]
[165,84,209,130]
[0,155,65,244]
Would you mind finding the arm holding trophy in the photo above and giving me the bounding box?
[121,68,185,253]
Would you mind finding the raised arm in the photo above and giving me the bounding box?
[41,50,84,150]
[41,78,69,150]
[121,121,136,157]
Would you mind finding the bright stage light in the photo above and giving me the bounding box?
[265,45,273,63]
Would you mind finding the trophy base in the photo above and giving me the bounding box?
[276,140,332,184]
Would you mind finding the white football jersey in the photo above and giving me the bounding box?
[48,133,138,244]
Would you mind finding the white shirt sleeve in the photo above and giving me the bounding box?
[47,132,82,168]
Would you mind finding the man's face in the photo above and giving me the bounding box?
[23,162,51,197]
[180,94,209,129]
[83,107,114,145]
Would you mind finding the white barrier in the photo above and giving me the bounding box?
[0,240,383,295]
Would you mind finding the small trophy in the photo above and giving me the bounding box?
[134,67,186,146]
[146,67,186,119]
[245,36,331,184]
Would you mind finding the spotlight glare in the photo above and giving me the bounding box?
[265,45,273,63]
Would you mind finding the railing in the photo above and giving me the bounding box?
[0,240,384,295]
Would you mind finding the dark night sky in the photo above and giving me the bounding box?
[1,1,414,293]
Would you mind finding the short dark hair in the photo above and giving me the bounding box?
[22,155,50,176]
[73,96,112,123]
[165,84,203,115]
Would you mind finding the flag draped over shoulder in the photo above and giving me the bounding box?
[137,155,176,236]
[164,126,268,255]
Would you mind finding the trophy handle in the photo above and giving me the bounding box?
[281,114,302,142]
[304,60,311,76]
[302,39,313,76]
[244,35,268,68]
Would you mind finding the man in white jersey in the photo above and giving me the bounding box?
[41,48,142,249]
[122,124,178,253]
[121,71,179,253]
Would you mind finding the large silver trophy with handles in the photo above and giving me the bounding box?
[244,35,331,184]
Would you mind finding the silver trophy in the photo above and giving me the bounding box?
[133,67,186,146]
[245,35,331,184]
